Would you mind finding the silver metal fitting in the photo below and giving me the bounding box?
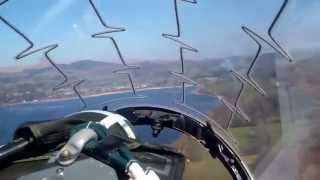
[55,128,98,166]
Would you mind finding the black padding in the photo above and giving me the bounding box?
[13,112,108,146]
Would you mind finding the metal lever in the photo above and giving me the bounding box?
[55,128,97,166]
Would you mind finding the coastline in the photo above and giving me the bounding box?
[2,86,181,107]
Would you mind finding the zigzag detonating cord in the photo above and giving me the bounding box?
[58,79,87,109]
[0,0,87,108]
[0,20,67,91]
[226,0,292,128]
[0,0,8,6]
[162,0,198,104]
[88,0,139,96]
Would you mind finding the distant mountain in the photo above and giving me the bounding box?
[0,52,302,105]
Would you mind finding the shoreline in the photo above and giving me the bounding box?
[2,86,181,107]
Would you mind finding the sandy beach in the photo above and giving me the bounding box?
[2,86,181,107]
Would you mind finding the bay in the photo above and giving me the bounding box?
[0,87,218,144]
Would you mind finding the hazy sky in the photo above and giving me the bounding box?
[0,0,319,66]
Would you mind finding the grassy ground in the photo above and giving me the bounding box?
[174,123,282,179]
[228,122,282,169]
[174,135,232,180]
[228,123,281,153]
[183,158,232,180]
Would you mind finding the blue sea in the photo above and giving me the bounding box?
[0,87,218,145]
